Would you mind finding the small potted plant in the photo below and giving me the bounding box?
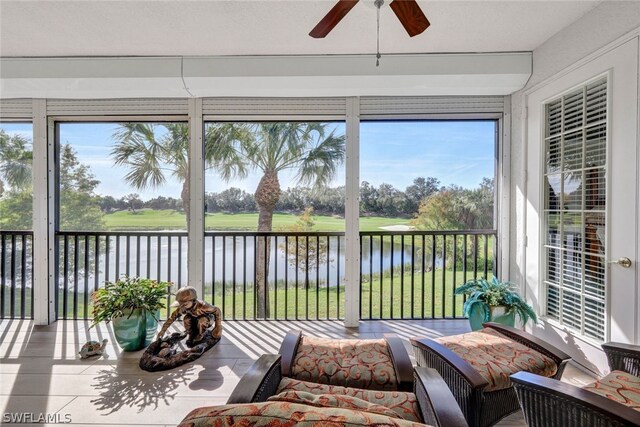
[454,276,537,331]
[91,276,171,351]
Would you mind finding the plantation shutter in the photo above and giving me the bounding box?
[543,77,607,341]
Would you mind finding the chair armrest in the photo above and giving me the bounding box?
[278,330,302,377]
[511,371,640,427]
[483,322,571,373]
[602,342,640,376]
[227,354,282,404]
[384,333,414,392]
[415,367,469,427]
[411,337,489,389]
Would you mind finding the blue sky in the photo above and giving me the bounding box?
[2,121,496,200]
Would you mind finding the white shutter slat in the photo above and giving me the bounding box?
[46,99,189,116]
[202,98,347,117]
[360,96,504,116]
[0,99,33,118]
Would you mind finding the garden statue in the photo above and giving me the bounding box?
[139,286,222,372]
[157,286,223,346]
[79,339,108,359]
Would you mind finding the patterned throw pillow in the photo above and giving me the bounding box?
[178,401,430,427]
[583,370,640,411]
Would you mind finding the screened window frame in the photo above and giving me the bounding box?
[539,72,611,344]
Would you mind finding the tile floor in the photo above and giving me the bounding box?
[0,319,596,426]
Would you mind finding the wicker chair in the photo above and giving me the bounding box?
[511,342,640,427]
[195,354,469,427]
[279,329,414,391]
[411,322,571,427]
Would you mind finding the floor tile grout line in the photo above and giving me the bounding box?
[54,395,78,415]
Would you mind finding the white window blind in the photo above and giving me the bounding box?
[543,77,607,341]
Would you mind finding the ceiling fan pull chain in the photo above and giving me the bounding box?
[376,0,382,66]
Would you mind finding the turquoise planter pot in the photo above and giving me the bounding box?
[144,310,159,347]
[468,305,515,331]
[112,308,159,351]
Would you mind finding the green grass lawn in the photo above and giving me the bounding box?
[51,267,491,321]
[103,209,411,232]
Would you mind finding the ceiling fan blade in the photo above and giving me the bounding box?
[389,0,430,37]
[309,0,359,38]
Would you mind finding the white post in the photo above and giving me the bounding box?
[32,99,55,324]
[188,98,204,297]
[344,97,360,328]
[500,97,511,282]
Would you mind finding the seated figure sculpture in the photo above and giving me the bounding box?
[139,286,222,372]
[158,286,223,347]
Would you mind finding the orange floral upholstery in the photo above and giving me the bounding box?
[290,336,398,390]
[277,377,422,422]
[583,370,640,411]
[178,401,429,427]
[435,327,557,392]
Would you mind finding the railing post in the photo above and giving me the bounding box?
[344,97,360,328]
[188,98,204,297]
[32,100,55,325]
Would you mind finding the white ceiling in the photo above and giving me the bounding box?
[0,0,601,57]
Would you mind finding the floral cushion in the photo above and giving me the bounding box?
[277,377,422,422]
[583,370,640,411]
[435,327,557,392]
[290,336,398,390]
[178,402,429,427]
[268,390,401,419]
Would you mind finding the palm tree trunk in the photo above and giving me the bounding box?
[181,180,190,230]
[254,170,281,318]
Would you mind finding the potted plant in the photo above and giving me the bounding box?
[91,276,171,351]
[454,277,537,331]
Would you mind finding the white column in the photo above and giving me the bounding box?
[32,99,55,324]
[188,98,205,297]
[344,97,360,328]
[187,98,204,298]
[499,97,511,282]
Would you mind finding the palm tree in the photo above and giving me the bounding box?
[111,123,189,222]
[112,123,250,228]
[209,122,345,317]
[0,129,32,196]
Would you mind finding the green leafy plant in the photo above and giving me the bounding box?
[90,276,171,327]
[454,277,537,326]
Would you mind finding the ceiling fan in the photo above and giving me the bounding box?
[309,0,430,38]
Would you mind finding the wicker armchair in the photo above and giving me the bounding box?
[204,354,469,427]
[411,322,571,427]
[279,329,414,391]
[511,342,640,427]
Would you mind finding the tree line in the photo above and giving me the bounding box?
[91,175,492,229]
